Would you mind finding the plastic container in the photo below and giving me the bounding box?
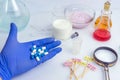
[52,19,72,40]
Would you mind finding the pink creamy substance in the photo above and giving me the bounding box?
[69,11,92,28]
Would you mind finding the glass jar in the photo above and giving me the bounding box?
[93,1,112,41]
[0,0,30,32]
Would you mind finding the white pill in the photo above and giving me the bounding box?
[44,52,49,55]
[33,45,37,48]
[40,50,44,54]
[31,52,35,55]
[32,49,37,53]
[36,57,40,61]
[38,49,42,52]
[42,47,46,50]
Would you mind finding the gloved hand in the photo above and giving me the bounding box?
[0,23,62,80]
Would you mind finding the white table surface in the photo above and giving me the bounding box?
[0,0,120,80]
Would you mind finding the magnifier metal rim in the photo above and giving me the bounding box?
[93,46,118,67]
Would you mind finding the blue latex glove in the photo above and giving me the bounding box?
[0,23,62,80]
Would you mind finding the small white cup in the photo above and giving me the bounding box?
[52,19,72,40]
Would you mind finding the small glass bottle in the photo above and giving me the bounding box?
[93,1,112,41]
[0,0,30,32]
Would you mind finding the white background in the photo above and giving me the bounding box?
[0,0,120,80]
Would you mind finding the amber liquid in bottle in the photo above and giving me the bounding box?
[94,1,112,30]
[95,16,112,30]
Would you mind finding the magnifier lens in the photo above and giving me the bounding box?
[94,47,118,80]
[95,49,116,63]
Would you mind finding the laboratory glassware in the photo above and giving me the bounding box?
[0,0,30,32]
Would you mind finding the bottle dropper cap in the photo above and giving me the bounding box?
[71,32,79,39]
[104,1,111,11]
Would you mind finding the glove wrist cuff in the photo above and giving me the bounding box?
[0,68,11,80]
[0,55,11,80]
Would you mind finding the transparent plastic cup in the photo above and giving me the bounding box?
[72,36,82,54]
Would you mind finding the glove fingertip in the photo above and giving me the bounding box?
[49,47,62,57]
[54,47,62,54]
[46,37,55,41]
[55,40,62,45]
[10,23,17,33]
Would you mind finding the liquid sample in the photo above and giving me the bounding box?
[95,16,112,30]
[93,29,111,41]
[69,11,93,28]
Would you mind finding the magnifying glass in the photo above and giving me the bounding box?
[93,46,118,80]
